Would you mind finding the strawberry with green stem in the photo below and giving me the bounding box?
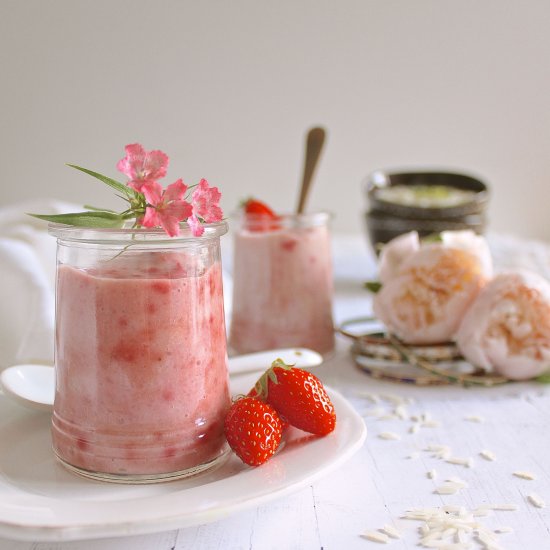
[253,359,336,436]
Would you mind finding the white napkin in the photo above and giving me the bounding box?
[0,200,76,370]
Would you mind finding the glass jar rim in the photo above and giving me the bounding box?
[231,210,332,229]
[48,220,228,244]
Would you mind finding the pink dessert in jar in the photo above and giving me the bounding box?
[51,228,230,481]
[229,203,335,356]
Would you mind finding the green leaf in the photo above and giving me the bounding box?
[83,204,118,213]
[28,211,126,228]
[421,232,443,243]
[66,164,139,200]
[535,371,550,384]
[364,281,382,293]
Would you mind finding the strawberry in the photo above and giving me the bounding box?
[247,386,290,430]
[224,396,283,466]
[241,198,281,231]
[253,359,336,436]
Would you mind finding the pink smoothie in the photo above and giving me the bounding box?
[229,223,335,355]
[52,251,230,477]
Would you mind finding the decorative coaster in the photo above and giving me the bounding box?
[338,317,509,387]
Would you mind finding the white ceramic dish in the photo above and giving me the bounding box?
[0,373,366,542]
[0,348,323,412]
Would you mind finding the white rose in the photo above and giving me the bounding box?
[373,230,493,344]
[456,270,550,380]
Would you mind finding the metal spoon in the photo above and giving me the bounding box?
[0,348,323,412]
[296,127,326,214]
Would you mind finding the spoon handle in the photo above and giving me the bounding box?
[296,127,326,214]
[228,348,323,375]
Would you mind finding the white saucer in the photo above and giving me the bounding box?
[0,373,366,542]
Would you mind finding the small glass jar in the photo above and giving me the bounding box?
[49,222,230,483]
[229,212,335,356]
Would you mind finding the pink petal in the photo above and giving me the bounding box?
[128,178,158,193]
[204,204,223,223]
[456,270,550,380]
[164,200,193,222]
[116,143,169,182]
[143,149,169,181]
[158,214,181,237]
[164,179,188,203]
[141,181,164,206]
[373,246,488,344]
[378,231,420,284]
[155,200,192,237]
[187,214,204,236]
[191,178,223,222]
[127,180,144,192]
[117,143,145,180]
[441,230,494,279]
[141,206,160,228]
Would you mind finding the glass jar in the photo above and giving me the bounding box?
[49,222,230,483]
[229,212,335,356]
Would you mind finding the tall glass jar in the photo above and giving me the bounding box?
[229,212,335,356]
[49,222,230,483]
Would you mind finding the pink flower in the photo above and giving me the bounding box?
[373,230,492,344]
[140,179,192,237]
[378,231,420,284]
[187,179,223,236]
[456,270,550,380]
[117,143,169,191]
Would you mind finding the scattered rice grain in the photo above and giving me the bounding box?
[472,507,491,517]
[428,469,437,479]
[446,476,467,485]
[380,524,400,539]
[379,414,399,421]
[361,530,390,543]
[401,506,503,550]
[364,407,386,417]
[464,415,484,423]
[380,393,407,405]
[378,431,401,441]
[527,493,546,508]
[445,456,474,468]
[419,523,430,536]
[356,391,381,403]
[479,450,496,461]
[494,527,513,534]
[475,528,501,549]
[422,420,442,428]
[394,404,408,420]
[488,504,518,511]
[434,479,467,495]
[513,471,536,480]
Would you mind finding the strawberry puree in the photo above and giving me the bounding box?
[229,222,335,355]
[52,252,230,478]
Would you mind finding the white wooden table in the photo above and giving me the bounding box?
[1,233,549,550]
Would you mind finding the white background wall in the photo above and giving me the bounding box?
[1,0,549,239]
